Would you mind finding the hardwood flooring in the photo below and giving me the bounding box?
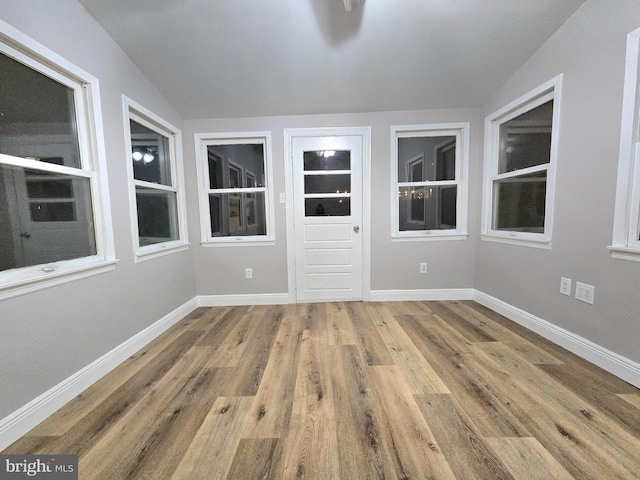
[4,301,640,479]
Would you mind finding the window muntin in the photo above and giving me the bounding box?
[482,77,561,247]
[124,99,188,258]
[0,29,115,297]
[392,124,468,239]
[610,27,640,261]
[196,132,274,244]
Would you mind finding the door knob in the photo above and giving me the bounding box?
[353,225,360,233]
[19,232,31,239]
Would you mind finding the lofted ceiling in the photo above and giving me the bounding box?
[79,0,586,120]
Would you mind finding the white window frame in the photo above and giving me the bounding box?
[610,27,640,262]
[194,131,275,246]
[0,20,116,301]
[481,75,562,249]
[391,123,470,241]
[123,97,189,261]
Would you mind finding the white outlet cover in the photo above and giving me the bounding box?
[560,277,571,296]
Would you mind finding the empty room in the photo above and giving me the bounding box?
[1,0,640,478]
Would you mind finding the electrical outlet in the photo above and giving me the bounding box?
[575,282,594,305]
[279,192,286,203]
[560,277,572,296]
[245,268,253,279]
[419,262,428,274]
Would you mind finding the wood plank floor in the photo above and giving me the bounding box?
[4,301,640,479]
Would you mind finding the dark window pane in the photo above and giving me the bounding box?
[436,141,456,181]
[493,172,546,232]
[209,192,267,237]
[208,152,224,189]
[0,52,81,168]
[30,202,75,221]
[130,120,172,186]
[136,188,179,245]
[305,198,350,216]
[304,150,350,171]
[499,100,553,174]
[0,164,96,272]
[398,186,457,231]
[209,195,221,234]
[397,136,455,182]
[26,179,73,198]
[304,174,350,194]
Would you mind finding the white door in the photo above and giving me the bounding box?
[292,135,363,302]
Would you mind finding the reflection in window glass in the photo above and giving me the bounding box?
[136,188,179,245]
[209,192,267,236]
[304,174,351,194]
[395,133,459,233]
[397,136,455,182]
[130,120,172,186]
[304,150,350,171]
[305,198,351,216]
[499,101,553,174]
[493,171,547,232]
[0,164,96,272]
[205,140,269,238]
[398,186,457,230]
[0,52,81,169]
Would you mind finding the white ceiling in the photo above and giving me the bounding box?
[79,0,586,119]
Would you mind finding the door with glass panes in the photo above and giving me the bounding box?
[292,135,362,302]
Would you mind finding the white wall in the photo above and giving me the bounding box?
[475,0,640,363]
[0,0,196,419]
[184,108,481,298]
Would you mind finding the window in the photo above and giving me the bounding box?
[123,98,188,260]
[195,132,274,244]
[610,27,640,262]
[391,123,469,240]
[481,76,562,248]
[0,22,115,299]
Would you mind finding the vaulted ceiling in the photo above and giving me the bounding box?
[79,0,586,119]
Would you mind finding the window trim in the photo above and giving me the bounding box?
[0,19,116,301]
[610,27,640,262]
[123,96,189,262]
[481,75,562,249]
[194,131,275,246]
[391,123,470,241]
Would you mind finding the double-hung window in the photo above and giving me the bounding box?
[611,27,640,261]
[391,123,469,240]
[0,22,115,299]
[482,76,562,248]
[195,132,274,244]
[123,98,188,260]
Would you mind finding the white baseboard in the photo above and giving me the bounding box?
[369,288,475,302]
[0,297,198,452]
[197,293,290,306]
[473,290,640,389]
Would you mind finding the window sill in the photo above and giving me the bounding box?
[201,237,275,247]
[608,245,640,262]
[392,233,468,242]
[0,257,119,302]
[134,242,190,263]
[480,233,551,250]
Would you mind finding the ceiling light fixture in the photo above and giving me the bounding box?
[343,0,365,12]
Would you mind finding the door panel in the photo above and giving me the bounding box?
[293,135,363,302]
